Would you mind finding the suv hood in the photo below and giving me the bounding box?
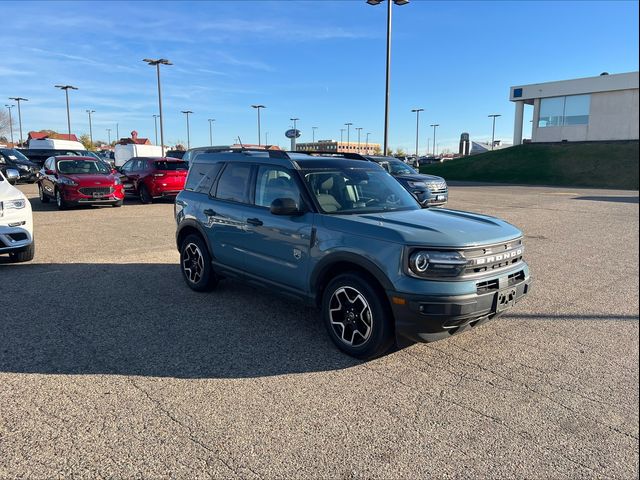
[0,178,25,200]
[62,174,117,185]
[321,208,522,248]
[394,173,444,183]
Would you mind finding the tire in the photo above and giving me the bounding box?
[55,189,67,210]
[139,184,153,204]
[112,200,123,207]
[38,183,50,203]
[180,234,218,292]
[9,242,35,263]
[322,272,394,360]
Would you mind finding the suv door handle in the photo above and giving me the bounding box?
[246,218,263,226]
[203,209,216,216]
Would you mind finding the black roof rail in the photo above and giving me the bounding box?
[196,146,292,160]
[293,150,369,161]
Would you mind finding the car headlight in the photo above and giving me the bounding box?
[407,249,467,278]
[113,176,121,185]
[406,181,427,188]
[58,177,78,186]
[16,164,29,171]
[4,198,27,209]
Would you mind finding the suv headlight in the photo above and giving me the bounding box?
[407,249,467,278]
[16,164,29,171]
[58,177,78,186]
[113,176,121,185]
[406,181,426,188]
[4,198,27,209]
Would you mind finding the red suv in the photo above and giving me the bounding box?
[38,156,124,209]
[119,157,188,203]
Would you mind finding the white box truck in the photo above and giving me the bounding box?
[114,144,163,167]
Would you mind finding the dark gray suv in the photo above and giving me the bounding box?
[175,149,531,359]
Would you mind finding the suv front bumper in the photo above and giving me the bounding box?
[388,267,531,344]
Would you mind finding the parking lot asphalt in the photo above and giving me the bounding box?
[1,183,638,479]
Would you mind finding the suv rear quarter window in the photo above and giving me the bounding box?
[184,162,222,194]
[213,163,252,203]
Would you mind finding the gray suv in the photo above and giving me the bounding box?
[175,149,531,359]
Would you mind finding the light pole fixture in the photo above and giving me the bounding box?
[86,109,95,149]
[181,110,193,149]
[4,104,14,145]
[344,122,353,147]
[106,128,112,146]
[488,114,501,150]
[251,105,265,145]
[366,0,410,155]
[356,127,363,152]
[8,97,27,147]
[430,123,440,156]
[143,58,173,156]
[208,118,215,145]
[290,117,299,150]
[152,114,159,145]
[54,85,78,137]
[312,126,318,143]
[411,108,424,159]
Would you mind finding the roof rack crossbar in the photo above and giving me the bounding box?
[292,150,368,161]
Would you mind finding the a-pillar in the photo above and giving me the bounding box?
[513,100,524,145]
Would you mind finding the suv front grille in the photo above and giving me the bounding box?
[79,187,113,196]
[462,238,524,276]
[427,182,447,194]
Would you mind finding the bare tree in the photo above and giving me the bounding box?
[0,109,13,141]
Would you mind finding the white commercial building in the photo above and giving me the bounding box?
[510,71,639,145]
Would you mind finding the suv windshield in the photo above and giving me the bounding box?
[154,160,188,170]
[57,159,111,174]
[0,148,31,163]
[386,159,418,176]
[303,167,419,214]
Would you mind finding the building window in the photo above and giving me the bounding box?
[538,94,590,127]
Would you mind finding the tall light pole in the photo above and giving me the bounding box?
[9,97,28,146]
[290,117,299,150]
[106,128,112,146]
[251,105,265,145]
[365,132,371,152]
[116,122,119,142]
[340,128,345,143]
[430,123,440,156]
[344,122,353,147]
[152,114,159,145]
[4,104,14,145]
[86,109,95,149]
[54,85,78,137]
[356,127,363,152]
[366,0,410,156]
[312,126,318,143]
[488,114,501,150]
[143,58,172,156]
[208,118,215,145]
[265,131,269,145]
[181,110,193,149]
[411,108,424,159]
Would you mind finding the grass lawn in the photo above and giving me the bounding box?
[420,141,639,190]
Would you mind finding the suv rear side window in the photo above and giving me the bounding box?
[214,163,251,203]
[184,162,222,194]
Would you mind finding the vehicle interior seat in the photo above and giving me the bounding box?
[315,175,342,212]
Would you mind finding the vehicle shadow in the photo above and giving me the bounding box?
[25,194,174,212]
[0,263,360,379]
[572,195,639,204]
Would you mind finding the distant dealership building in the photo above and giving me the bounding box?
[296,139,380,155]
[510,71,639,145]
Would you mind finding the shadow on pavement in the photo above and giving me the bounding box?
[0,263,360,378]
[505,313,639,321]
[572,195,639,204]
[25,194,173,212]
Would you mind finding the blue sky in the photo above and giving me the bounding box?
[1,0,638,153]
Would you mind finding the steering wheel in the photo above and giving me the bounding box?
[385,193,401,205]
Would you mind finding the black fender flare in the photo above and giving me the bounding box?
[176,219,214,258]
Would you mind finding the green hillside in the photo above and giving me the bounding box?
[420,141,639,190]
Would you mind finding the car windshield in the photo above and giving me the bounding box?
[57,159,111,174]
[154,160,188,170]
[0,148,31,163]
[386,160,417,175]
[302,167,419,214]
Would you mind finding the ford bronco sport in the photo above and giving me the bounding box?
[175,149,531,359]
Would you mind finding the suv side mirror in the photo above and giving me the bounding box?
[44,169,55,175]
[270,198,303,216]
[5,168,20,181]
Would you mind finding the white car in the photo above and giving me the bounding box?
[0,169,34,263]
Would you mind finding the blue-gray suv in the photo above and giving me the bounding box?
[175,149,531,359]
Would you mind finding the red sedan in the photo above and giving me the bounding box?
[118,157,188,203]
[38,156,125,210]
